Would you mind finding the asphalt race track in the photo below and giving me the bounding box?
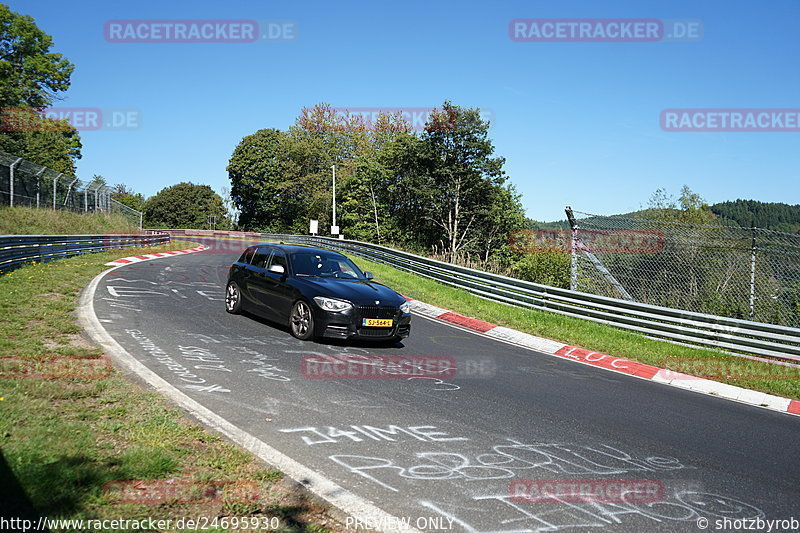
[89,237,800,532]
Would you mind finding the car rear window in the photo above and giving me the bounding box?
[269,251,287,269]
[238,247,255,264]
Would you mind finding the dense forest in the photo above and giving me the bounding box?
[710,200,800,233]
[531,199,800,234]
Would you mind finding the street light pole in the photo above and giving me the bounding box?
[331,164,337,234]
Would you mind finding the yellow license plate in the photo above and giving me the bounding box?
[362,318,393,327]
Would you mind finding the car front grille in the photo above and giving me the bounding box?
[357,327,396,337]
[356,305,398,320]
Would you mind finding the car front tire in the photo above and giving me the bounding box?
[290,300,315,340]
[225,281,242,314]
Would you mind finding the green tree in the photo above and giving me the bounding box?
[0,4,80,170]
[511,247,570,288]
[226,101,526,266]
[389,101,522,261]
[227,128,306,232]
[643,185,713,224]
[475,183,527,264]
[0,109,81,173]
[0,3,74,108]
[710,199,800,232]
[337,114,414,243]
[143,182,227,229]
[110,183,145,212]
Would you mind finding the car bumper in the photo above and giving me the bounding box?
[313,305,412,340]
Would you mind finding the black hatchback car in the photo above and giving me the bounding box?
[225,244,411,342]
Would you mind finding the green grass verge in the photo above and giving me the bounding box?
[0,206,139,235]
[0,243,340,532]
[356,257,800,401]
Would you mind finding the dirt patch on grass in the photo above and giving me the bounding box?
[65,333,97,351]
[40,332,97,352]
[37,292,66,301]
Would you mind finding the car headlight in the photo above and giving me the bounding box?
[313,296,353,312]
[400,301,411,314]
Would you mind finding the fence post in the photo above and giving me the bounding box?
[565,206,578,291]
[9,157,22,207]
[749,226,756,320]
[35,167,46,208]
[52,173,62,210]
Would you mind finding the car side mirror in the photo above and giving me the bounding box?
[364,271,374,280]
[268,264,285,275]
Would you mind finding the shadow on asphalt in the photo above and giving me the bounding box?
[241,310,407,350]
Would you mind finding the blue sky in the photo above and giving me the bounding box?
[9,0,800,222]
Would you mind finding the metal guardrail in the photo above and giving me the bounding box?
[261,233,800,363]
[0,234,170,274]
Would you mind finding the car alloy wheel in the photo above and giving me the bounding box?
[290,300,314,340]
[225,281,242,314]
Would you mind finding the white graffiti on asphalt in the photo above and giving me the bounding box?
[327,440,690,492]
[280,425,469,446]
[125,330,230,391]
[418,490,765,532]
[241,353,291,382]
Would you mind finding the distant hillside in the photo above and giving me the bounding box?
[709,200,800,233]
[532,200,800,233]
[525,218,569,229]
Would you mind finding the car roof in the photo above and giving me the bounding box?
[249,243,346,257]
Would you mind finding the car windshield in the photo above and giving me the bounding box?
[290,252,366,279]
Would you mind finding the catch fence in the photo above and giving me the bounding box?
[564,208,800,329]
[0,151,142,228]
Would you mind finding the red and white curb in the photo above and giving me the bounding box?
[105,245,207,266]
[407,298,800,417]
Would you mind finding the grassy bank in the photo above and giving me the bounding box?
[355,256,800,401]
[0,243,340,532]
[0,206,139,235]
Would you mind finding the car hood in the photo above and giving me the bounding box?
[298,277,405,306]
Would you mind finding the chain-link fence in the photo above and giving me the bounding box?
[0,150,142,228]
[565,208,800,328]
